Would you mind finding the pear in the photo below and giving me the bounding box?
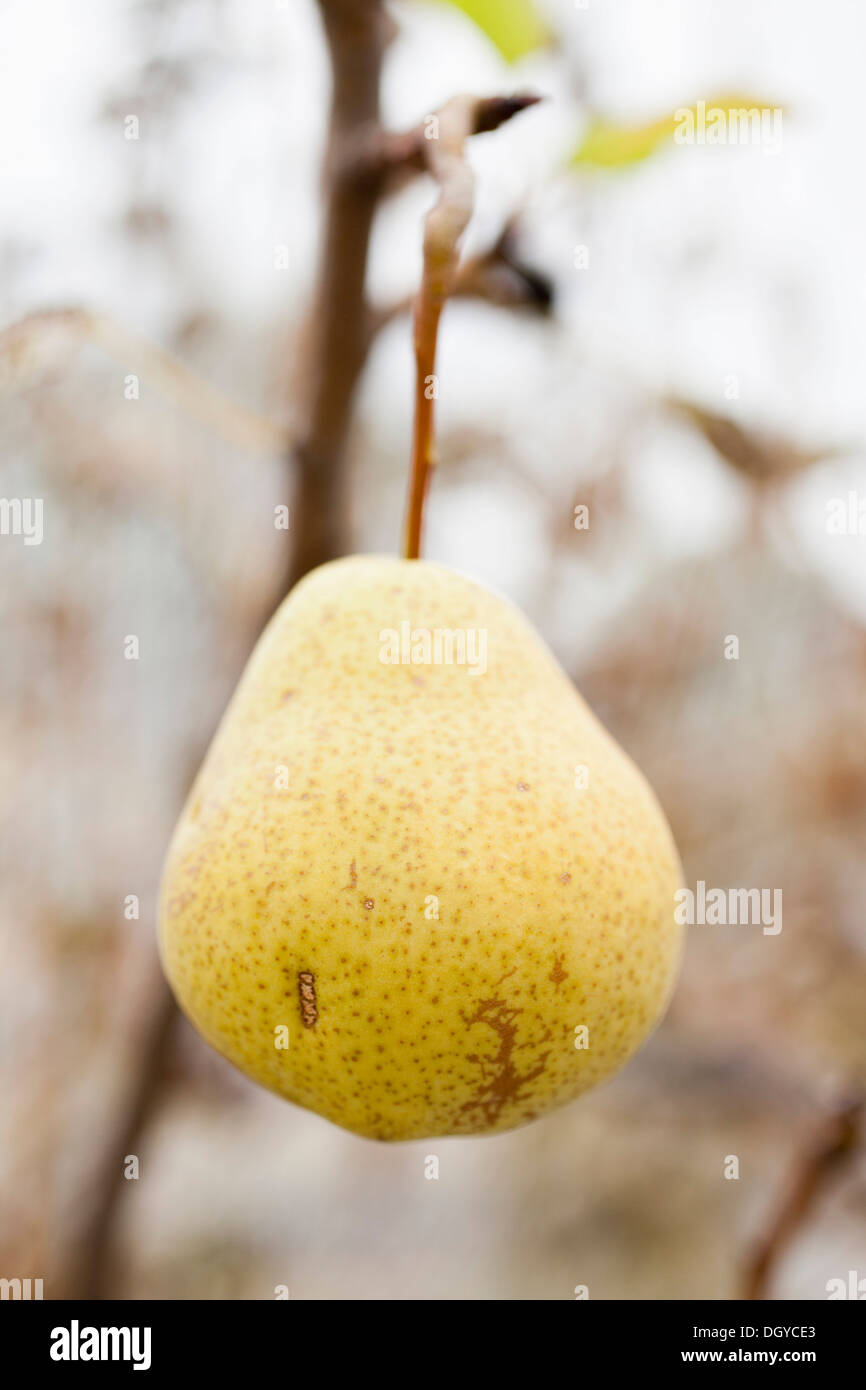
[159,556,683,1140]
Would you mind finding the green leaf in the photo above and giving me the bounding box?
[431,0,551,64]
[572,113,676,170]
[571,96,782,170]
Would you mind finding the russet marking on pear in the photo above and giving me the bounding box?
[298,971,318,1029]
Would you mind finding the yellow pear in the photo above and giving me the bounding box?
[159,556,683,1140]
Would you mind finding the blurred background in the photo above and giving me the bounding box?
[1,0,865,1300]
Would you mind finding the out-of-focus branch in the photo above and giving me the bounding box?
[665,395,844,486]
[742,1094,862,1300]
[373,222,553,333]
[0,309,286,455]
[403,95,540,560]
[452,224,553,312]
[285,0,390,590]
[375,92,541,186]
[66,957,180,1300]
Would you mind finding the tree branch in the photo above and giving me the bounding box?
[285,0,390,590]
[376,91,540,182]
[67,959,179,1300]
[742,1094,862,1300]
[372,221,553,333]
[664,395,843,486]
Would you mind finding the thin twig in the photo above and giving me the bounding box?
[742,1094,862,1300]
[372,221,553,332]
[71,961,179,1300]
[664,395,846,485]
[0,308,286,455]
[403,94,540,560]
[375,91,540,181]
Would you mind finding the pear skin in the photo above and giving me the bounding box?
[159,556,683,1140]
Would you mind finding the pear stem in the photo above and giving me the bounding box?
[405,295,446,561]
[403,94,541,560]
